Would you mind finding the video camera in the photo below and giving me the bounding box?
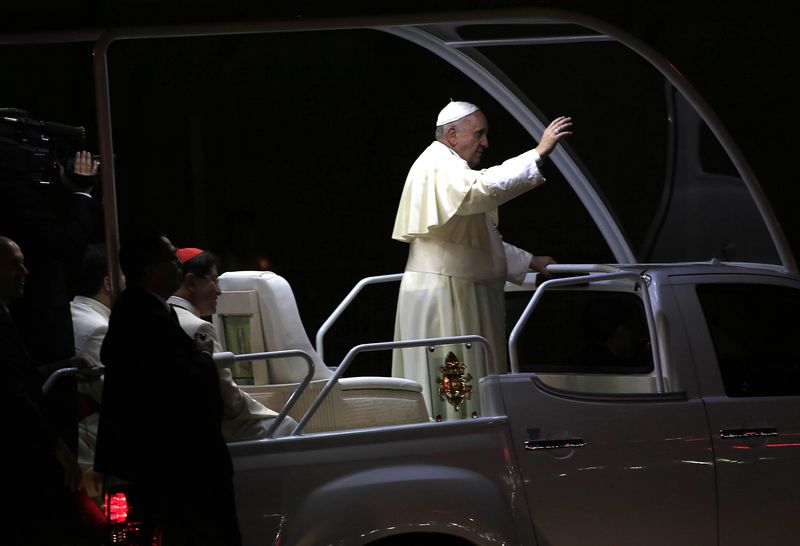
[0,107,96,187]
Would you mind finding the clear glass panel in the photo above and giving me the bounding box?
[105,28,612,370]
[506,289,653,375]
[103,22,784,373]
[451,23,780,264]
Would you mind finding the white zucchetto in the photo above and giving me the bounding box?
[435,100,480,126]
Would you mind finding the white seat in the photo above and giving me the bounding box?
[213,271,428,433]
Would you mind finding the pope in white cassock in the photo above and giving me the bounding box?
[392,100,572,420]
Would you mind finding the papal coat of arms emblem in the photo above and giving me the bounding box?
[436,351,473,411]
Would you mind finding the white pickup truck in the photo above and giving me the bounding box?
[89,258,800,546]
[17,8,797,546]
[202,261,798,546]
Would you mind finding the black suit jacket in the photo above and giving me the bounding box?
[95,286,231,486]
[1,304,60,473]
[0,304,79,533]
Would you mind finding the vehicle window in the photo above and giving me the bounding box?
[696,283,800,397]
[507,290,653,375]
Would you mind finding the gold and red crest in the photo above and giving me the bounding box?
[436,351,473,411]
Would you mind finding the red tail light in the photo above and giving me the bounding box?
[106,491,129,523]
[103,484,159,545]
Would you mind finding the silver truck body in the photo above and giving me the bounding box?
[225,263,800,545]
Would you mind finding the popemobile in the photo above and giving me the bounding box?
[12,7,799,546]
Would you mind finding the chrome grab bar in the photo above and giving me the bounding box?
[315,273,403,362]
[41,350,314,439]
[42,366,104,395]
[293,335,492,436]
[213,349,315,438]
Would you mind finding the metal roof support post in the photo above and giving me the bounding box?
[93,32,123,300]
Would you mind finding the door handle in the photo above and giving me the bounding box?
[720,428,778,439]
[524,438,586,451]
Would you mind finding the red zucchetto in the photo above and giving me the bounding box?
[176,247,204,264]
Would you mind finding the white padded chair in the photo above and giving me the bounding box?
[213,271,428,433]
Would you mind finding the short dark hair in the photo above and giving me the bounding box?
[181,250,218,278]
[75,244,108,297]
[119,230,172,285]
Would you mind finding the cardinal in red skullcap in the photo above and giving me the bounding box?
[176,247,204,264]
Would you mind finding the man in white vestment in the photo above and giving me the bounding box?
[168,247,296,439]
[392,100,572,419]
[69,244,112,497]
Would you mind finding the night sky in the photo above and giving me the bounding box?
[2,1,797,373]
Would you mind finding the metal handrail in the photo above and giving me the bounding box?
[293,335,492,435]
[42,366,104,395]
[315,273,403,361]
[40,350,315,438]
[545,263,620,274]
[508,271,665,393]
[213,349,315,438]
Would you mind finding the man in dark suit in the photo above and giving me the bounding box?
[1,149,104,453]
[0,235,103,545]
[95,231,241,546]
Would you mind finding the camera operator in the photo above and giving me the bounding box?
[0,113,104,453]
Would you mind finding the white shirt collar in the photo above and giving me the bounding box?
[167,295,200,317]
[71,295,111,319]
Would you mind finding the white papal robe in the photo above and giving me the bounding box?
[392,141,545,419]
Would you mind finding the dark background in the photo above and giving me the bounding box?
[2,0,797,372]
